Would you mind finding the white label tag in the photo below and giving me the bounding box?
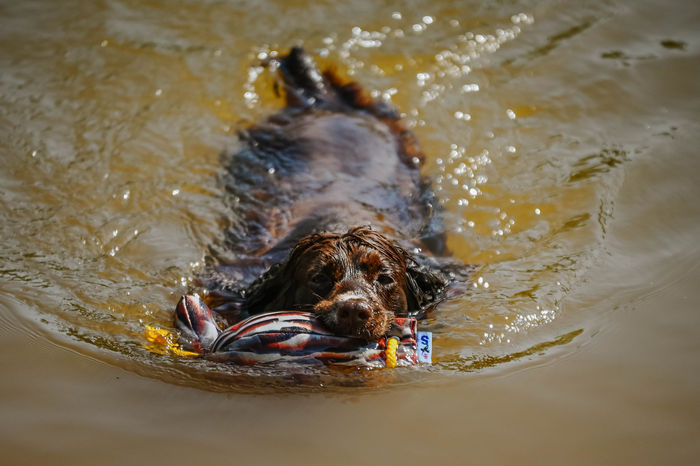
[416,332,432,364]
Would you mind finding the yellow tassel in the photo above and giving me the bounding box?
[385,336,399,368]
[144,325,199,357]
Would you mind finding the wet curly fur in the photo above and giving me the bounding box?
[243,226,446,340]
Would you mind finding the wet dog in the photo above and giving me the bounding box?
[199,47,452,340]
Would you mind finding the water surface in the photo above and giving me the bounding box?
[1,0,699,463]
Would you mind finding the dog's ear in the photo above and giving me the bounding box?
[244,232,336,314]
[404,257,448,316]
[243,262,292,315]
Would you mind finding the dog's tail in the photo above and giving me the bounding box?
[277,46,331,107]
[277,47,398,119]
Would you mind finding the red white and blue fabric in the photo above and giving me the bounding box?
[175,294,420,367]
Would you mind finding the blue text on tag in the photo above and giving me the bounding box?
[416,331,432,364]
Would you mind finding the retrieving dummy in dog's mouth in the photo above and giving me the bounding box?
[194,47,464,342]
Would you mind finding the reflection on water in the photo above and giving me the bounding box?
[0,0,696,391]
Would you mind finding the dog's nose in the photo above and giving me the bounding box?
[337,299,373,325]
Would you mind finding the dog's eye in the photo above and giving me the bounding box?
[310,272,332,293]
[377,273,394,286]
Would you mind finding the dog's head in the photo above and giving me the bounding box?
[244,226,446,340]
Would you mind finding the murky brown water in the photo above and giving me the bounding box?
[1,0,699,463]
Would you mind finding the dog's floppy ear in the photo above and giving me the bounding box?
[244,232,336,315]
[404,256,448,316]
[243,261,292,315]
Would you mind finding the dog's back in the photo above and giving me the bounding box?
[222,47,442,257]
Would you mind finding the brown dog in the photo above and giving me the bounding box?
[200,47,452,340]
